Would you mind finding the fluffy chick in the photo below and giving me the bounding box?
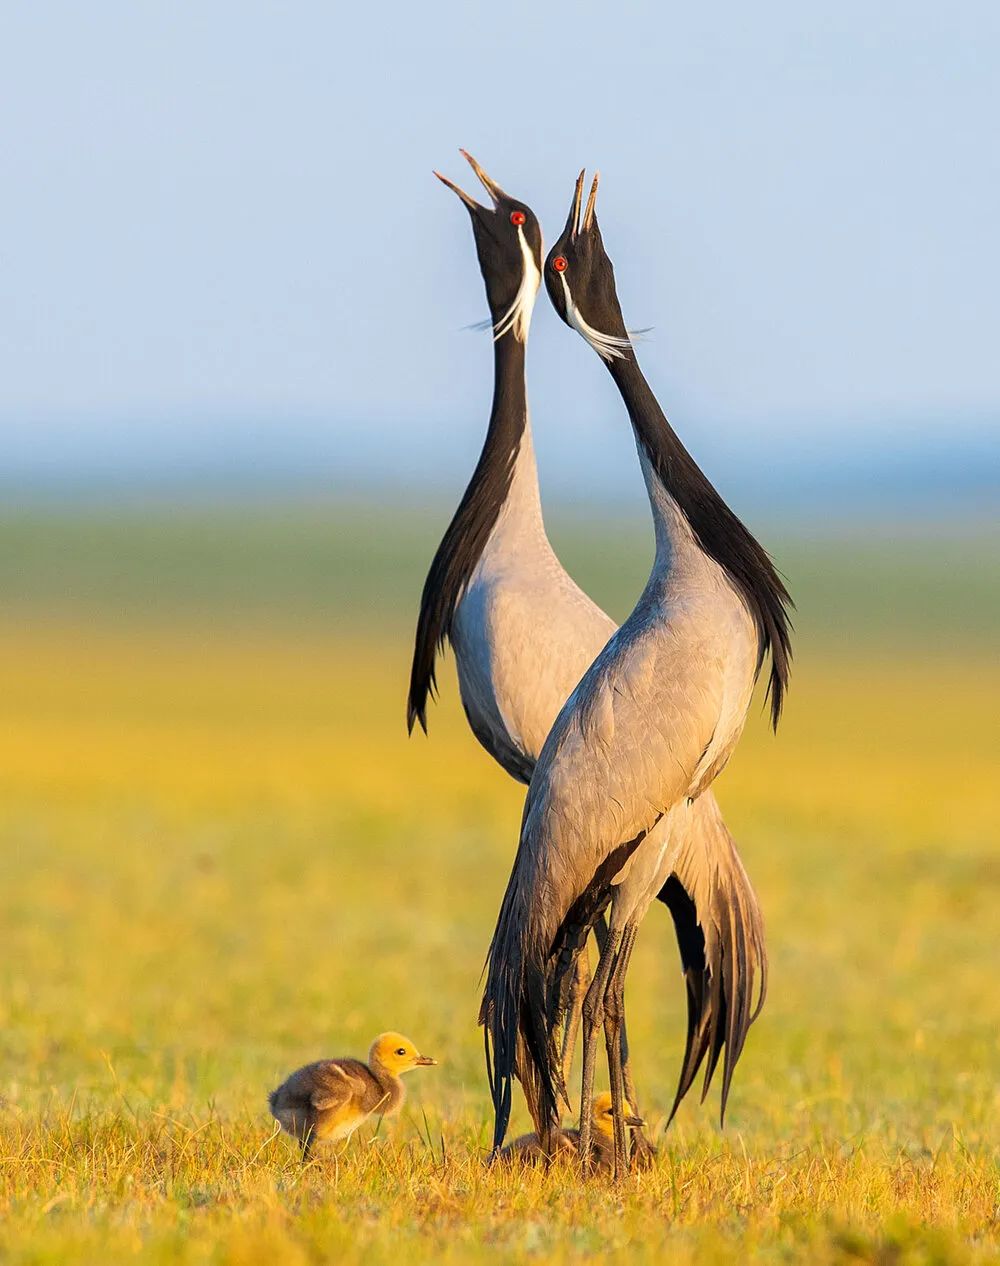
[269,1031,436,1158]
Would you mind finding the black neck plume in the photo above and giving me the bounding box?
[407,336,529,734]
[607,354,793,729]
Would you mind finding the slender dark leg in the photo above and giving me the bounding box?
[598,919,655,1166]
[562,914,613,1094]
[560,946,589,1093]
[603,1008,627,1179]
[603,923,637,1179]
[578,925,621,1170]
[615,927,656,1167]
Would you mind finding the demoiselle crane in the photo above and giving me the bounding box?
[408,154,769,1164]
[482,171,793,1177]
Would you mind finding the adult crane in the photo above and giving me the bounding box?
[482,171,793,1177]
[408,154,768,1159]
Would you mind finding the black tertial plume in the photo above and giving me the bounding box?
[657,798,768,1125]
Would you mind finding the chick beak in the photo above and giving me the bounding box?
[414,1055,437,1066]
[625,1113,645,1129]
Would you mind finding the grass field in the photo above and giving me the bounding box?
[1,504,998,1264]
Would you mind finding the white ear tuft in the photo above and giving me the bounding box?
[489,228,540,343]
[559,273,633,362]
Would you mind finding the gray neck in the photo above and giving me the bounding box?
[635,442,703,575]
[606,354,722,588]
[483,410,548,554]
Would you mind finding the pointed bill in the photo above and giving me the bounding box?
[434,169,481,211]
[459,149,507,207]
[563,169,586,240]
[582,171,600,231]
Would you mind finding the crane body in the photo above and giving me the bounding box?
[412,157,773,1170]
[482,172,791,1176]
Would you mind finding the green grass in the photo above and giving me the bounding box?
[2,501,997,646]
[0,504,997,1263]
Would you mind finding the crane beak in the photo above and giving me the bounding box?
[433,150,508,214]
[561,169,600,240]
[434,169,480,211]
[581,170,600,231]
[563,169,586,240]
[459,149,508,207]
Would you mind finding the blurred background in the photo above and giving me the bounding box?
[3,1,999,510]
[0,5,997,1253]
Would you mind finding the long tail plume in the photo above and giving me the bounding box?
[657,794,768,1125]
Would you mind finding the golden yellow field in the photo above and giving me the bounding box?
[0,509,997,1264]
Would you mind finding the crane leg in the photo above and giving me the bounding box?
[603,922,637,1179]
[561,910,615,1093]
[560,944,589,1092]
[594,917,655,1166]
[577,924,622,1170]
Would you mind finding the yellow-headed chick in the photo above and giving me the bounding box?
[269,1032,436,1158]
[500,1092,645,1170]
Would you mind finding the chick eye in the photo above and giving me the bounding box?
[552,256,568,273]
[396,1048,407,1056]
[510,210,526,226]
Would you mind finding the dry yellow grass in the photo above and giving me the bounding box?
[0,517,998,1263]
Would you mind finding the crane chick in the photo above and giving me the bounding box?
[269,1032,436,1158]
[499,1092,645,1171]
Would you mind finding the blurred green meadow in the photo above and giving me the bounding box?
[0,501,998,1265]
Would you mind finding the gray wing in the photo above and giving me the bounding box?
[483,620,727,1145]
[522,620,727,928]
[451,567,618,781]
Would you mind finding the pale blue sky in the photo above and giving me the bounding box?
[2,2,998,498]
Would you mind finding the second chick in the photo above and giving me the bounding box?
[500,1091,645,1171]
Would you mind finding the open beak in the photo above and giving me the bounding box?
[561,169,600,240]
[582,170,600,231]
[433,149,507,212]
[414,1055,437,1066]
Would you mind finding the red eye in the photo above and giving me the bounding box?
[510,210,526,226]
[552,256,568,273]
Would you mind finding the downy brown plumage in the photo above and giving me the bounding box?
[500,1091,646,1172]
[268,1032,436,1158]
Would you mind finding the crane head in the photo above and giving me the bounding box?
[544,170,634,363]
[434,151,543,343]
